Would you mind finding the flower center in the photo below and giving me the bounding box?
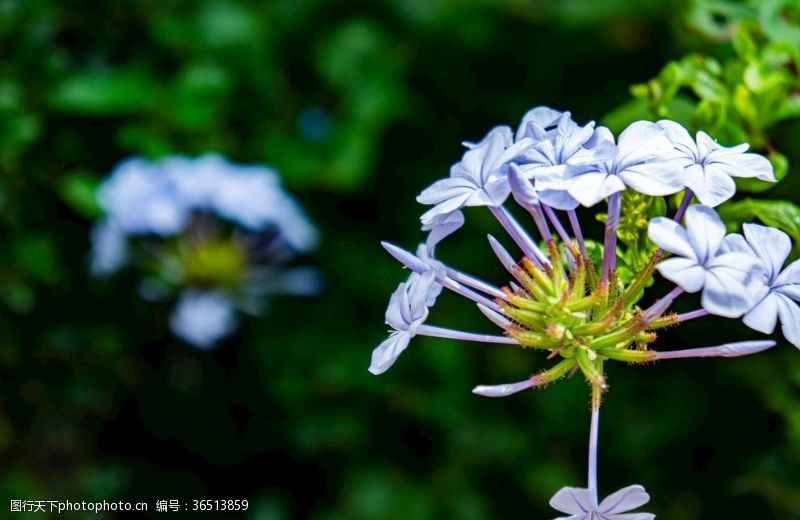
[499,243,676,390]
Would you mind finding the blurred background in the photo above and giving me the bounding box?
[2,0,800,518]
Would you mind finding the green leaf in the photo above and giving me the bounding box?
[58,172,101,218]
[49,70,157,114]
[718,198,800,256]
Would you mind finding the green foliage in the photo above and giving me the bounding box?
[598,191,664,285]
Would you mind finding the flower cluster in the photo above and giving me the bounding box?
[91,154,320,349]
[370,106,790,516]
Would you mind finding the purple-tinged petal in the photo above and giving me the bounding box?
[658,119,698,159]
[424,210,465,250]
[615,120,675,168]
[618,159,685,196]
[705,148,775,182]
[567,170,626,207]
[648,217,695,258]
[509,164,541,210]
[599,485,650,514]
[742,223,791,284]
[549,487,595,515]
[655,258,706,292]
[369,332,411,375]
[702,257,759,317]
[776,294,800,348]
[686,163,737,207]
[685,205,726,263]
[743,292,780,334]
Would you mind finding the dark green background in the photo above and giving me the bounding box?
[1,1,799,518]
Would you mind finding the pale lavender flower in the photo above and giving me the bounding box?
[93,153,319,349]
[721,224,800,347]
[97,158,188,235]
[515,106,567,141]
[648,204,759,317]
[417,126,532,223]
[369,271,442,374]
[658,120,775,207]
[540,121,684,207]
[169,290,238,349]
[423,210,465,251]
[90,220,129,275]
[550,485,654,520]
[512,109,601,211]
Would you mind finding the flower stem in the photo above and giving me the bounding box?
[642,285,684,323]
[416,324,518,344]
[568,209,588,259]
[490,205,548,267]
[588,385,602,505]
[676,308,710,322]
[601,192,621,282]
[530,205,553,243]
[674,189,694,222]
[543,205,572,245]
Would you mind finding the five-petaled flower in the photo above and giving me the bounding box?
[648,204,759,317]
[417,126,532,223]
[721,223,800,346]
[537,121,684,207]
[658,120,775,207]
[550,485,654,520]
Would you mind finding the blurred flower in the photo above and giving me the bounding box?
[550,485,654,520]
[649,204,759,317]
[169,290,237,349]
[90,220,128,276]
[658,120,775,207]
[721,223,800,346]
[91,153,319,348]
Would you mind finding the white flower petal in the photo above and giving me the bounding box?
[539,188,580,210]
[685,205,725,263]
[618,160,685,196]
[567,171,626,207]
[655,258,706,292]
[776,294,800,348]
[368,332,411,375]
[605,513,655,520]
[743,293,780,334]
[706,149,775,181]
[549,487,594,515]
[599,485,650,514]
[169,291,237,349]
[658,119,697,158]
[742,223,791,284]
[424,210,465,250]
[509,164,540,210]
[686,163,737,207]
[647,217,696,258]
[702,263,756,318]
[616,120,675,168]
[774,257,800,301]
